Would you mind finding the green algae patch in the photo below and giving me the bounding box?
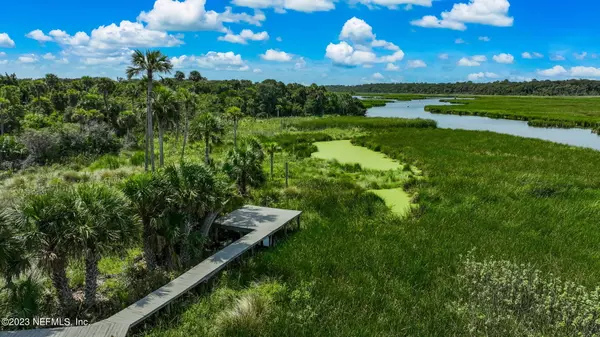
[369,188,412,216]
[312,140,401,171]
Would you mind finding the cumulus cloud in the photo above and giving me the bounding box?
[18,54,38,63]
[493,53,514,64]
[522,52,543,59]
[411,0,513,31]
[294,57,307,69]
[455,38,466,44]
[26,29,53,42]
[407,59,427,68]
[538,66,600,78]
[478,36,490,41]
[0,52,5,58]
[0,33,15,48]
[170,51,250,71]
[139,0,265,32]
[218,29,269,44]
[550,54,565,61]
[253,68,262,73]
[326,17,404,67]
[232,0,335,13]
[457,55,486,66]
[261,49,294,62]
[467,72,499,81]
[42,53,56,60]
[372,72,385,79]
[537,65,567,77]
[386,63,400,71]
[438,53,449,60]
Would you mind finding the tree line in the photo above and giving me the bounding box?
[0,50,366,171]
[327,79,600,96]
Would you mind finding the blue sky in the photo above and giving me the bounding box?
[1,0,600,84]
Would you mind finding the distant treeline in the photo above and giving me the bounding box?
[327,79,600,96]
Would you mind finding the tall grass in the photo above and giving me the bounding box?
[290,116,437,131]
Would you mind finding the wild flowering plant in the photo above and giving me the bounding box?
[452,253,600,337]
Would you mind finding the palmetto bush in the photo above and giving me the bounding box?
[453,253,600,337]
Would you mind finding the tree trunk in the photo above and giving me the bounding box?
[50,257,72,310]
[174,122,180,153]
[147,71,155,172]
[240,174,247,196]
[84,250,100,307]
[157,118,164,168]
[270,153,274,179]
[199,204,227,238]
[0,122,4,135]
[233,119,238,148]
[181,115,189,162]
[204,137,210,165]
[143,219,157,271]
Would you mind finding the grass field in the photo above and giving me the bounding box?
[141,119,600,337]
[426,96,600,128]
[358,93,431,101]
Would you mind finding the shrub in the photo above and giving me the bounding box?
[130,151,145,166]
[453,253,600,337]
[214,293,272,336]
[19,128,62,166]
[0,135,27,169]
[89,154,122,171]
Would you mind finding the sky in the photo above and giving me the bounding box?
[1,0,600,85]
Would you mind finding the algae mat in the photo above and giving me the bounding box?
[312,140,401,171]
[312,140,411,215]
[369,188,412,216]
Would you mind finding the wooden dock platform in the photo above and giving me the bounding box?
[0,206,302,337]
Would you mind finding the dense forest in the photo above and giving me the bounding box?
[327,79,600,96]
[0,68,365,171]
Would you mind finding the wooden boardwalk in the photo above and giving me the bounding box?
[0,206,302,337]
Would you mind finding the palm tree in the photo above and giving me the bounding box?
[264,142,281,179]
[73,183,138,307]
[126,50,173,172]
[0,209,30,288]
[191,112,224,165]
[176,88,196,162]
[224,106,244,148]
[124,82,140,113]
[153,86,178,168]
[223,138,266,196]
[15,187,78,309]
[123,172,171,271]
[96,77,115,113]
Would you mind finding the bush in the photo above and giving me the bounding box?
[89,155,122,171]
[20,128,62,166]
[0,135,28,169]
[130,151,145,166]
[453,253,600,337]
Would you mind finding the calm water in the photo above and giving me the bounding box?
[367,98,600,151]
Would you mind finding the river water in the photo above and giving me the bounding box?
[366,98,600,151]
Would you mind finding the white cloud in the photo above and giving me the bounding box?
[26,29,53,42]
[411,15,466,30]
[294,57,307,69]
[326,17,404,67]
[407,59,427,68]
[478,36,490,41]
[411,0,513,31]
[43,53,56,60]
[438,53,449,60]
[457,55,486,66]
[168,52,250,71]
[139,0,265,32]
[170,55,190,68]
[573,52,587,60]
[570,66,600,77]
[467,72,499,81]
[522,52,543,59]
[537,65,567,77]
[261,49,294,62]
[372,72,385,79]
[0,33,15,48]
[18,54,38,63]
[385,63,400,71]
[0,60,7,65]
[0,52,6,58]
[352,0,433,9]
[232,0,335,12]
[253,68,262,73]
[493,53,514,64]
[218,29,269,44]
[550,54,565,61]
[276,37,283,42]
[455,38,466,44]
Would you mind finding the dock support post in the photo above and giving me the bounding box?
[296,216,301,231]
[285,162,289,188]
